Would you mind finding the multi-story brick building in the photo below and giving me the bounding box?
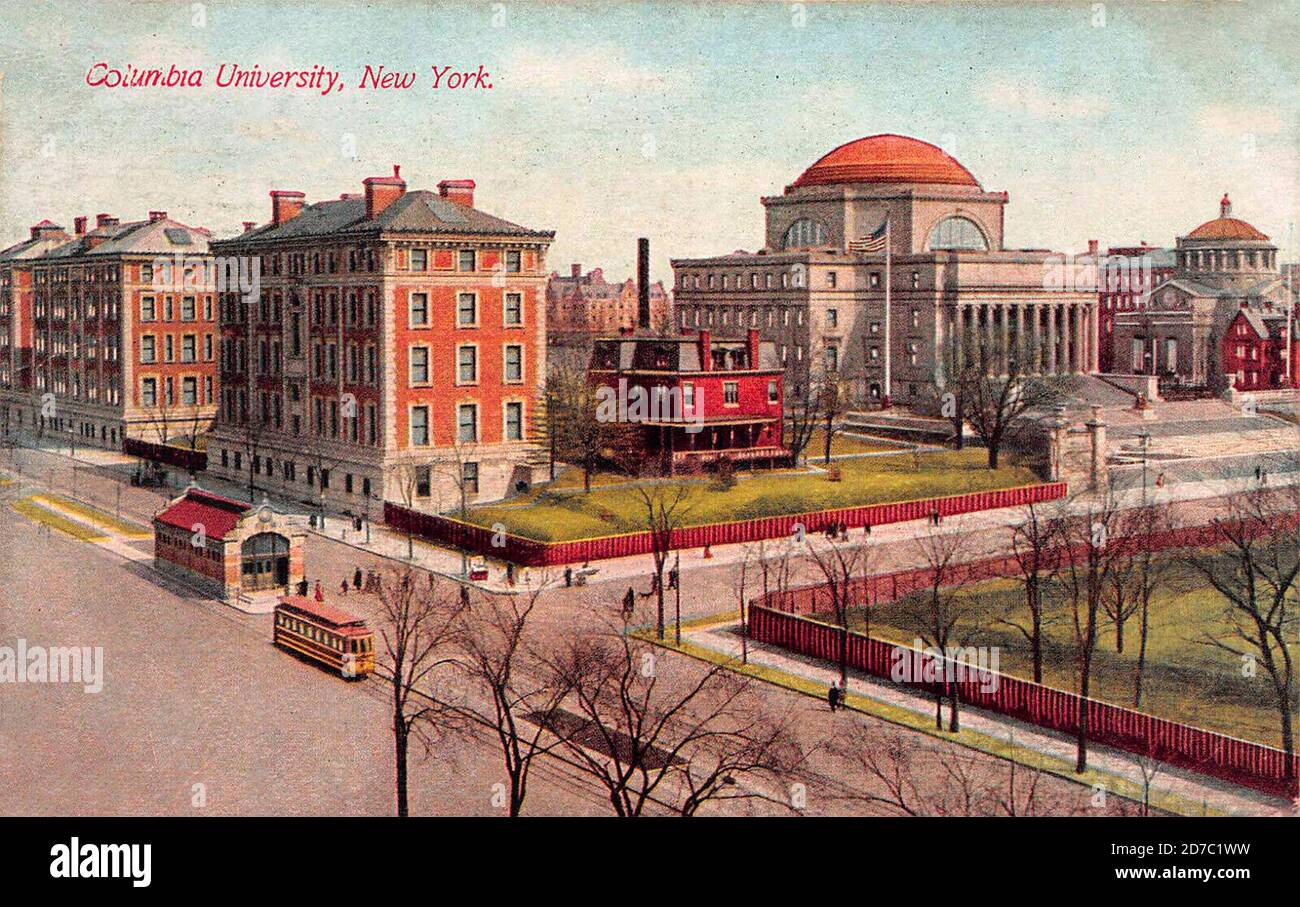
[1087,241,1177,374]
[1,220,71,435]
[3,212,218,448]
[670,134,1097,409]
[587,328,785,473]
[208,167,554,513]
[547,263,670,339]
[1221,302,1298,392]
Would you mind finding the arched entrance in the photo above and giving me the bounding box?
[241,532,290,592]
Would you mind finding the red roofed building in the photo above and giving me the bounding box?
[1222,302,1299,391]
[153,486,306,600]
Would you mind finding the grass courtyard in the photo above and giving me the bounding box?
[846,555,1296,749]
[466,448,1040,542]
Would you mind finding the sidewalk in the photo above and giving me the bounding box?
[677,616,1294,817]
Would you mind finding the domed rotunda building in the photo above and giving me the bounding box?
[670,134,1098,407]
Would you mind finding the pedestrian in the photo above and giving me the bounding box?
[1255,464,1262,482]
[339,578,349,596]
[353,567,362,590]
[864,521,872,537]
[827,681,840,712]
[839,521,849,540]
[564,566,573,588]
[668,565,679,590]
[506,562,515,586]
[622,586,636,619]
[314,580,324,602]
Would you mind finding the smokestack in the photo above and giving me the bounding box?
[637,237,650,331]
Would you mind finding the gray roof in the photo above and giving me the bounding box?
[37,218,211,259]
[0,233,68,263]
[223,190,552,245]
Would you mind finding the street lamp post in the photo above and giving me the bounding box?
[1137,429,1151,505]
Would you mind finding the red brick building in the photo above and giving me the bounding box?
[0,220,71,436]
[547,263,670,339]
[154,486,306,601]
[208,167,554,513]
[1222,302,1298,391]
[587,328,786,473]
[2,212,219,449]
[1090,241,1177,373]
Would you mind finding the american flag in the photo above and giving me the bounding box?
[849,219,888,253]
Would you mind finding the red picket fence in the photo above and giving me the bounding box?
[748,606,1300,799]
[123,437,207,473]
[384,481,1067,567]
[754,511,1300,615]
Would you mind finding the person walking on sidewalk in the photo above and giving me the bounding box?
[827,681,840,712]
[353,567,362,590]
[314,580,325,602]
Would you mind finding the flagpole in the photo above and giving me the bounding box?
[882,215,892,408]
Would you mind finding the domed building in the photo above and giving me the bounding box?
[670,134,1098,407]
[1112,195,1293,389]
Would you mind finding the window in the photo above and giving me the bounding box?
[505,401,524,440]
[503,344,522,383]
[181,296,196,321]
[782,218,826,249]
[409,292,429,326]
[826,308,838,328]
[458,250,476,272]
[826,271,837,289]
[415,466,431,497]
[457,293,477,326]
[141,377,157,406]
[870,272,880,288]
[826,345,839,372]
[457,346,478,383]
[410,346,430,384]
[457,404,478,442]
[140,335,156,364]
[767,380,779,404]
[927,216,988,251]
[140,296,156,322]
[503,293,523,326]
[410,248,427,271]
[410,406,430,445]
[683,384,695,409]
[505,250,521,273]
[182,334,196,363]
[723,381,739,405]
[462,461,479,495]
[181,377,197,406]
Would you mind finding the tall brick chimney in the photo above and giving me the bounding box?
[270,190,306,226]
[637,237,650,330]
[149,210,167,223]
[242,221,256,233]
[73,216,87,236]
[1087,239,1099,257]
[364,165,406,219]
[747,329,761,368]
[699,329,712,371]
[95,213,118,228]
[438,179,476,208]
[571,263,582,279]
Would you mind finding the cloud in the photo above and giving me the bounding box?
[497,45,686,98]
[1194,103,1287,138]
[979,79,1109,120]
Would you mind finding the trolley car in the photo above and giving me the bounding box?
[273,596,376,679]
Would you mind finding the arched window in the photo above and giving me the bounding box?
[927,216,988,251]
[783,218,827,249]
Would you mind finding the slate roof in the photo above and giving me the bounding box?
[224,190,552,245]
[37,217,211,259]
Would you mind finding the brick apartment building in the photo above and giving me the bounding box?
[1221,301,1298,392]
[587,328,786,473]
[207,167,554,513]
[1,212,219,448]
[1088,240,1177,373]
[547,263,670,340]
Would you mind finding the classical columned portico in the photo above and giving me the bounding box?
[943,300,1093,381]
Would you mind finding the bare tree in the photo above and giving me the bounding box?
[817,371,857,465]
[1058,485,1124,773]
[783,356,825,466]
[904,525,973,731]
[1107,501,1177,707]
[1000,500,1065,683]
[1184,478,1299,768]
[452,582,576,817]
[803,534,873,686]
[630,474,698,640]
[546,626,803,816]
[376,568,466,817]
[948,335,1053,469]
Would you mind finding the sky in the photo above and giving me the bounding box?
[1,1,1296,281]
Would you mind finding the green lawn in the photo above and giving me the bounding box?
[468,448,1040,542]
[805,428,912,457]
[848,556,1295,749]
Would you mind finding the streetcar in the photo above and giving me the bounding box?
[273,595,376,679]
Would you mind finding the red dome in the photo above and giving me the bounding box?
[1186,217,1269,241]
[791,134,980,189]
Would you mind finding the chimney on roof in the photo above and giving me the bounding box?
[270,190,306,227]
[699,329,712,371]
[242,221,257,233]
[149,210,167,223]
[571,263,582,279]
[1221,193,1232,218]
[637,237,651,330]
[1087,239,1099,257]
[747,329,761,368]
[364,165,407,219]
[74,216,87,236]
[96,213,118,228]
[438,179,475,208]
[29,221,63,240]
